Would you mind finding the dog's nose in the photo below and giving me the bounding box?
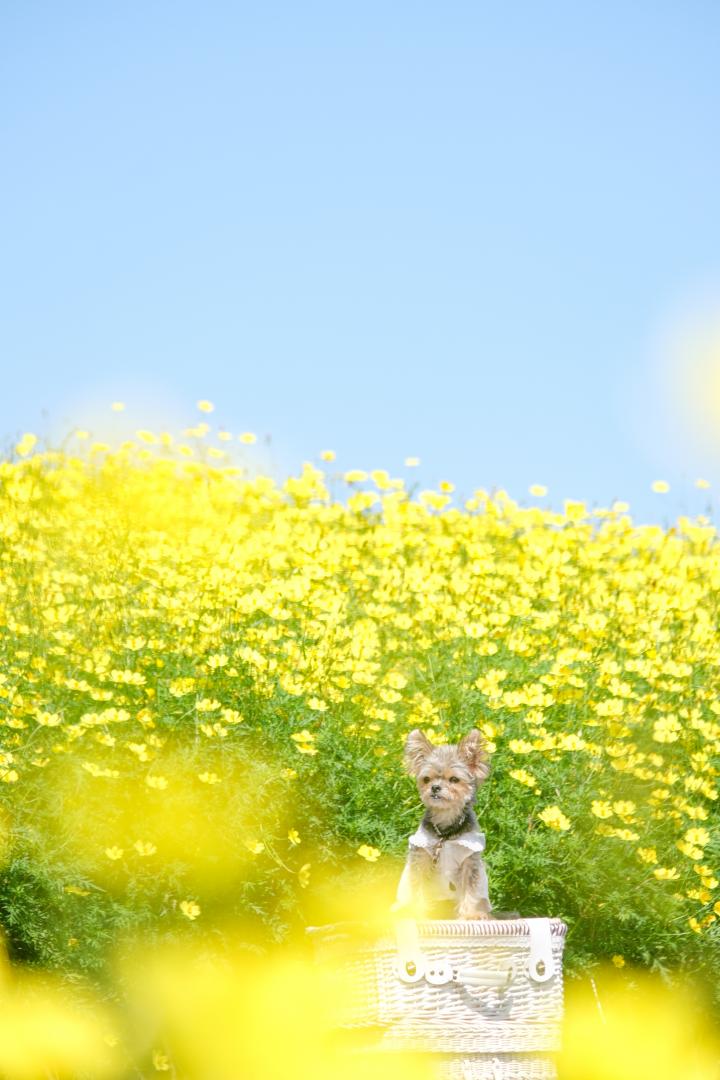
[431,783,441,794]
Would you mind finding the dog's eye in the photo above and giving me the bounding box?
[422,776,431,784]
[449,776,460,784]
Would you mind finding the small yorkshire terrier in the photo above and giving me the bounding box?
[396,728,493,920]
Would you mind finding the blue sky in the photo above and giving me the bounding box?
[2,0,720,525]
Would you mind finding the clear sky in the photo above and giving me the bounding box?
[2,1,720,525]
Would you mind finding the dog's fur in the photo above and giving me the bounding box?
[399,728,492,919]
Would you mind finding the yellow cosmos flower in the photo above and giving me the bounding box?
[198,772,221,785]
[684,827,710,847]
[537,806,571,832]
[651,480,670,493]
[509,739,534,754]
[290,730,318,755]
[105,847,124,860]
[419,490,450,510]
[287,829,301,845]
[35,711,62,727]
[179,900,201,920]
[653,715,681,743]
[695,478,710,489]
[677,840,704,860]
[357,844,382,862]
[245,841,265,855]
[196,698,222,712]
[320,449,336,461]
[529,484,547,497]
[145,775,168,790]
[611,955,625,968]
[207,653,229,670]
[15,433,37,457]
[133,840,157,856]
[509,768,540,790]
[653,867,679,880]
[196,400,214,413]
[239,432,257,444]
[612,800,637,821]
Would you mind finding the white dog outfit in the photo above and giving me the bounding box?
[396,818,489,905]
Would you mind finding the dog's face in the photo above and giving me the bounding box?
[404,729,490,817]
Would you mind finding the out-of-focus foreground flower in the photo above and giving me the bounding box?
[558,968,720,1080]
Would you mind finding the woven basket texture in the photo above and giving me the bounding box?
[435,1052,557,1079]
[309,919,567,1055]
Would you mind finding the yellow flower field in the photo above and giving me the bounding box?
[0,416,718,1073]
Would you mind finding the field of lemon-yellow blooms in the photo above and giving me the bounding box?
[0,403,718,1077]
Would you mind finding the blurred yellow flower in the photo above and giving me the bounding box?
[651,480,670,493]
[133,840,157,857]
[239,432,257,444]
[357,844,381,861]
[529,484,547,497]
[179,900,201,920]
[196,400,214,413]
[105,847,124,860]
[404,456,420,466]
[636,847,658,864]
[152,1050,171,1071]
[559,971,720,1080]
[320,449,336,461]
[146,776,168,790]
[15,433,37,457]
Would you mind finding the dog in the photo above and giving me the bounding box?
[395,728,493,919]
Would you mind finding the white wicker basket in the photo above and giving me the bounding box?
[435,1052,557,1079]
[308,918,567,1056]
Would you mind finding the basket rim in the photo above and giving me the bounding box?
[306,917,568,940]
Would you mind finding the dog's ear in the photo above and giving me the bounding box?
[458,730,490,782]
[404,728,434,775]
